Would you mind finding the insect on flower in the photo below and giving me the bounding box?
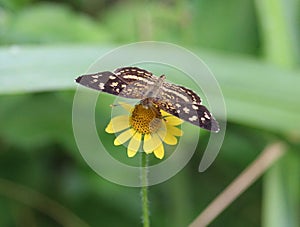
[75,67,220,132]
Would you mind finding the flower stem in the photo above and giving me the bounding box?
[141,153,150,227]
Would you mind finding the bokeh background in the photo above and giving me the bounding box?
[0,0,300,226]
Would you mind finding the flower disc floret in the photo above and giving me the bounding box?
[129,104,162,134]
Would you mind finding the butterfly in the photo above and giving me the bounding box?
[76,67,219,132]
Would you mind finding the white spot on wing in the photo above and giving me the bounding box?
[111,82,118,87]
[204,112,210,119]
[192,105,198,110]
[99,83,105,89]
[183,107,190,114]
[189,116,198,121]
[109,75,116,80]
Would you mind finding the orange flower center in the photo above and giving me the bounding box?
[129,103,162,134]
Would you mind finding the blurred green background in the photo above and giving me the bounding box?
[0,0,300,226]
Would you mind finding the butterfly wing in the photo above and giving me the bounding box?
[159,81,202,105]
[75,67,158,99]
[158,101,219,132]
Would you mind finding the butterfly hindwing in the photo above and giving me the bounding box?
[160,82,202,105]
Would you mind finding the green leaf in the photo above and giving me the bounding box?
[1,3,111,44]
[255,0,300,66]
[1,45,299,136]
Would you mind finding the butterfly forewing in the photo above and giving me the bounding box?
[75,71,126,96]
[76,67,156,99]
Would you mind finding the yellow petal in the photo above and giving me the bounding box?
[167,125,183,136]
[158,129,178,145]
[114,128,135,145]
[127,149,138,157]
[128,132,142,152]
[153,143,164,159]
[143,133,162,154]
[164,115,183,126]
[161,110,170,117]
[143,134,153,154]
[105,115,130,133]
[119,102,133,112]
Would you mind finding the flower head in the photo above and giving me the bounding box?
[105,101,183,159]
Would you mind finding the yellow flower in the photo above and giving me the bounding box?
[105,102,183,159]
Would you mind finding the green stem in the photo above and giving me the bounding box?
[141,153,150,227]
